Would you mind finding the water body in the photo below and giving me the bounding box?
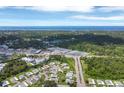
[0,26,124,31]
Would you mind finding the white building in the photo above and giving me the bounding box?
[113,81,124,87]
[66,79,74,84]
[50,74,58,82]
[18,75,26,80]
[2,80,10,87]
[66,71,74,80]
[22,57,47,64]
[0,63,6,71]
[65,71,74,84]
[25,72,33,77]
[35,58,46,64]
[32,75,40,82]
[22,57,34,63]
[61,63,70,70]
[105,80,114,87]
[50,65,58,74]
[14,81,28,87]
[88,78,96,86]
[96,80,105,87]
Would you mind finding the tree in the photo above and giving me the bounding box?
[44,80,57,87]
[0,59,28,82]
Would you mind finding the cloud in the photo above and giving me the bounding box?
[29,6,93,12]
[96,6,124,12]
[70,15,124,20]
[5,6,124,13]
[0,6,7,8]
[12,6,94,13]
[0,0,95,13]
[6,6,124,14]
[1,0,124,6]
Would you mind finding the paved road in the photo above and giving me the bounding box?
[74,56,85,87]
[87,55,124,59]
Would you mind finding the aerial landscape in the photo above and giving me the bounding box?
[0,6,124,87]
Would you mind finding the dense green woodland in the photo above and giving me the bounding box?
[1,31,124,56]
[0,59,28,82]
[68,42,124,57]
[82,57,124,80]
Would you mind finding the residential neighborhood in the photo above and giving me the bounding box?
[0,44,124,87]
[1,68,43,87]
[1,61,76,87]
[88,78,124,87]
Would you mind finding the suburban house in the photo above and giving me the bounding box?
[105,80,114,87]
[96,80,105,87]
[18,75,26,80]
[88,78,96,87]
[113,81,124,87]
[2,80,10,87]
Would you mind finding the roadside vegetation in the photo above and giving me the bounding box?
[81,57,124,80]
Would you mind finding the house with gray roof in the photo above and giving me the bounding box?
[113,81,124,87]
[25,72,33,77]
[61,63,70,70]
[0,63,6,71]
[18,75,26,80]
[66,79,74,84]
[49,74,58,83]
[88,78,96,86]
[96,80,105,87]
[66,71,74,80]
[14,81,28,87]
[2,80,10,87]
[105,80,114,87]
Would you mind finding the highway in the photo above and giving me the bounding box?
[74,56,85,87]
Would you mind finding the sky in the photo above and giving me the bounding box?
[0,6,124,26]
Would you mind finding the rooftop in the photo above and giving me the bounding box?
[2,80,10,87]
[113,81,124,87]
[105,80,114,86]
[88,78,96,85]
[96,80,105,85]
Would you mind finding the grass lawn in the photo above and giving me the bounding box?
[80,59,89,85]
[65,58,75,71]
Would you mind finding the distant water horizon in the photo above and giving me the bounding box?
[0,26,124,31]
